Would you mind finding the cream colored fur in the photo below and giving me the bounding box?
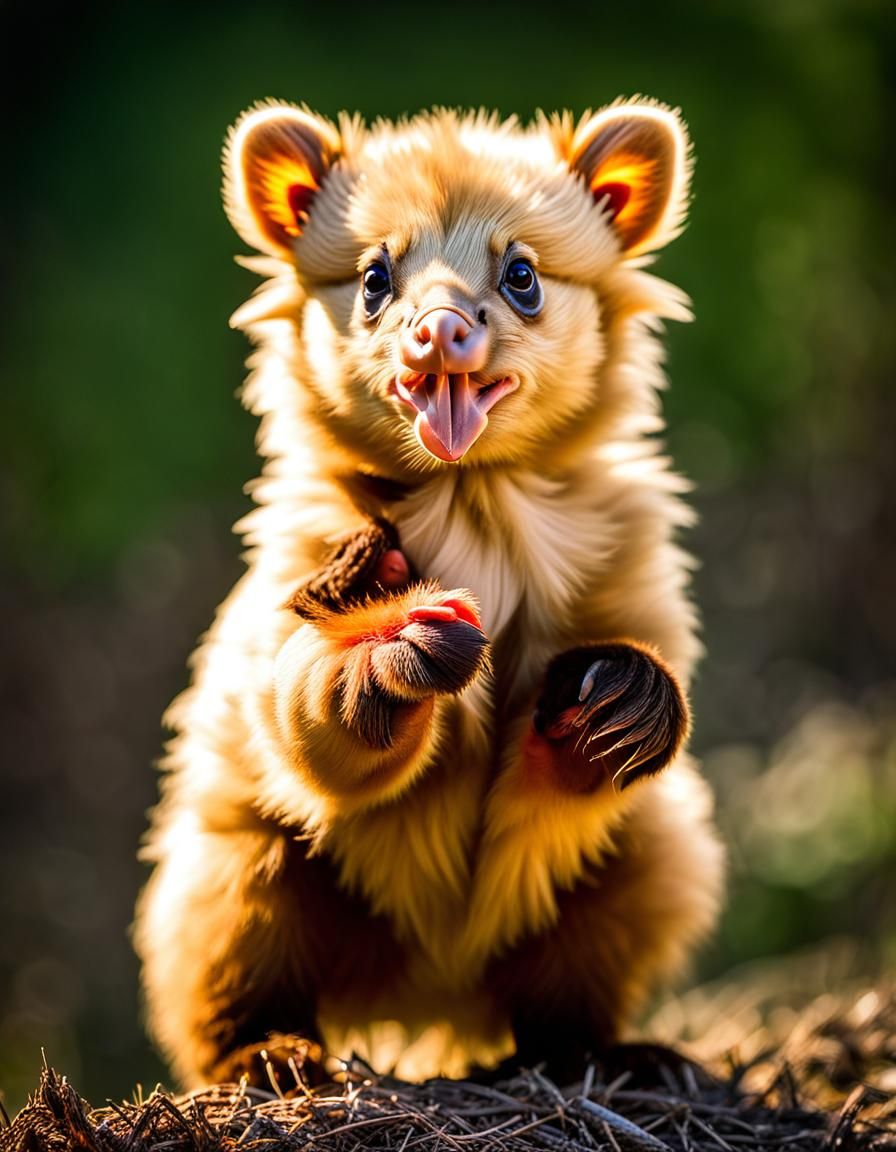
[135,99,725,1086]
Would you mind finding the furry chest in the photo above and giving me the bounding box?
[326,475,622,979]
[388,469,605,643]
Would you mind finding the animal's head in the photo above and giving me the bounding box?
[224,101,691,475]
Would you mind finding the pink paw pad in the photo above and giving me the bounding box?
[408,599,483,631]
[374,549,410,588]
[408,605,457,624]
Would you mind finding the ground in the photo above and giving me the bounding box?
[3,975,893,1151]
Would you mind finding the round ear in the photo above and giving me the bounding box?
[223,103,342,258]
[569,101,691,256]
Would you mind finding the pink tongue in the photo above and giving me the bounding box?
[414,374,488,463]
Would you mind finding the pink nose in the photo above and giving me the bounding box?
[399,307,489,375]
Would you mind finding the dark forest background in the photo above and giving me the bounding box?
[1,0,894,1116]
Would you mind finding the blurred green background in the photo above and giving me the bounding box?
[1,0,894,1117]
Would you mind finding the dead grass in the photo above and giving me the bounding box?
[2,980,893,1152]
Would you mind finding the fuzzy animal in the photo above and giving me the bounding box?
[135,98,725,1087]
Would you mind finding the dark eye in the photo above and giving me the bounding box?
[362,260,392,316]
[500,257,543,317]
[505,260,534,291]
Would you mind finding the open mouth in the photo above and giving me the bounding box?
[391,371,519,462]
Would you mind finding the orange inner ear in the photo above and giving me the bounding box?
[589,155,658,233]
[255,155,321,238]
[590,181,631,219]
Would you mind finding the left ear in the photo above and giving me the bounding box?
[569,101,691,256]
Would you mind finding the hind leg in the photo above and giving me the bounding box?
[136,824,321,1087]
[136,822,406,1088]
[486,762,724,1082]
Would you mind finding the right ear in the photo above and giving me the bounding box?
[223,103,342,258]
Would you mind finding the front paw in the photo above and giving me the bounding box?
[287,517,411,618]
[533,642,689,790]
[337,589,489,747]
